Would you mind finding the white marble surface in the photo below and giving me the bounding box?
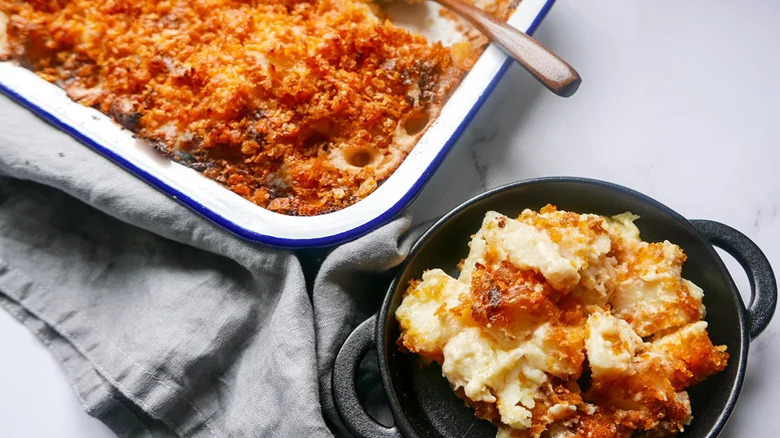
[1,1,779,437]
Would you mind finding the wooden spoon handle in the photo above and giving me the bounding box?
[436,0,581,97]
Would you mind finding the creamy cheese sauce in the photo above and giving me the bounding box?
[396,205,728,437]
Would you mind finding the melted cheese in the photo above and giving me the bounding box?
[396,205,728,438]
[585,310,645,378]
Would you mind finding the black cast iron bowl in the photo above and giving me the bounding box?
[333,177,777,438]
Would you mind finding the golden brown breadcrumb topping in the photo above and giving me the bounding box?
[0,0,490,214]
[396,206,729,438]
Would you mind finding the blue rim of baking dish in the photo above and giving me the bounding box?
[0,0,557,248]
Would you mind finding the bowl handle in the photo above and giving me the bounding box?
[333,314,402,438]
[691,220,777,339]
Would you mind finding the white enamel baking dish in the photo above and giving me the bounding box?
[0,0,556,247]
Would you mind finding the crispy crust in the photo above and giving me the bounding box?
[0,0,485,215]
[396,207,729,438]
[0,11,8,59]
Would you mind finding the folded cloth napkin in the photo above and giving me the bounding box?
[0,93,417,437]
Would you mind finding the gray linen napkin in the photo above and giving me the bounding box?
[0,93,416,437]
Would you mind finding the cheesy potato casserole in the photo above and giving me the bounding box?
[396,205,728,437]
[0,0,514,215]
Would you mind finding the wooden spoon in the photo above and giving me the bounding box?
[434,0,581,97]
